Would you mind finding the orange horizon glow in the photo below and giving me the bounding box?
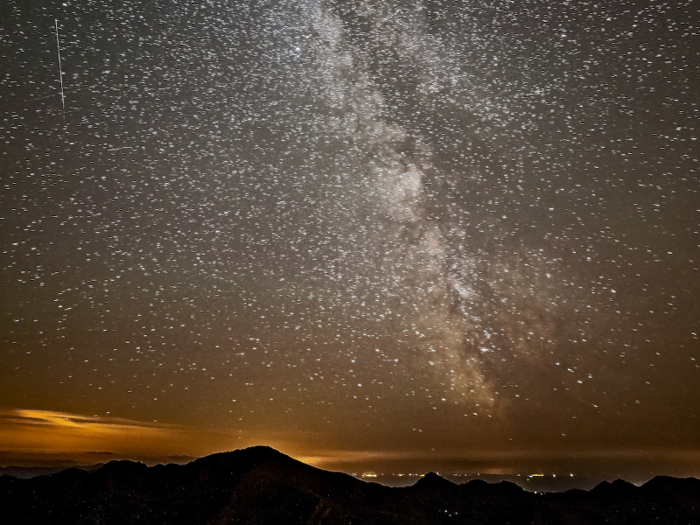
[0,408,351,468]
[3,408,700,480]
[0,408,249,461]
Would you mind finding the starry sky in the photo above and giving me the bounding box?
[1,0,700,483]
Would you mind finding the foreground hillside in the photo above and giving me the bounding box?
[1,446,699,524]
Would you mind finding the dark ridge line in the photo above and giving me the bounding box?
[2,445,697,494]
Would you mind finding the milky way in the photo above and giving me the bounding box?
[1,0,699,477]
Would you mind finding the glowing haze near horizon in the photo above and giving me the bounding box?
[1,0,699,482]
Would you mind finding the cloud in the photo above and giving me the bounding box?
[0,409,196,458]
[2,409,175,430]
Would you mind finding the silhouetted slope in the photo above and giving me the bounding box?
[1,446,699,524]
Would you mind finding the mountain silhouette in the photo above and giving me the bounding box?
[1,446,699,524]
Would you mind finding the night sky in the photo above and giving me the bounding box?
[2,0,699,485]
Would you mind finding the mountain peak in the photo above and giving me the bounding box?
[414,471,456,489]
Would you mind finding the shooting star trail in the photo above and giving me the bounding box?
[54,18,65,120]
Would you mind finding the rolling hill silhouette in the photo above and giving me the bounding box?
[1,446,699,524]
